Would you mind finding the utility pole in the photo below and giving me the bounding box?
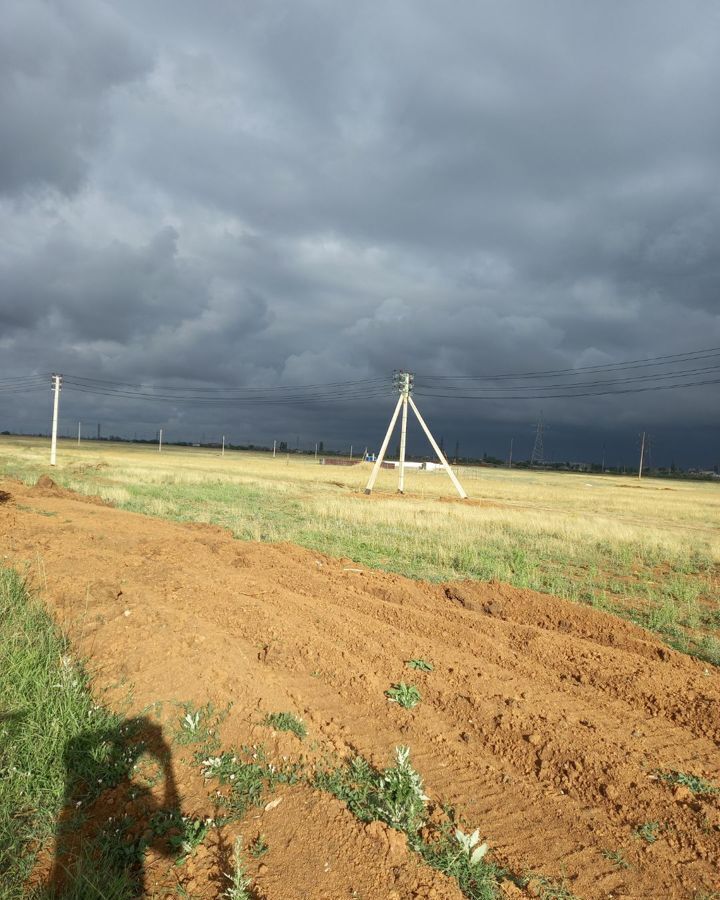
[601,443,606,473]
[50,374,62,466]
[365,371,467,499]
[158,428,163,453]
[350,445,353,460]
[222,435,225,457]
[508,437,513,469]
[273,440,277,458]
[397,372,410,493]
[315,442,318,460]
[638,431,645,480]
[77,421,81,447]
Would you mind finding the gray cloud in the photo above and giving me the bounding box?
[0,1,719,465]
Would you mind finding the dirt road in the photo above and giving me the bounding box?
[1,478,718,898]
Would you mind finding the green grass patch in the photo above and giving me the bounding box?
[0,568,155,897]
[262,711,307,739]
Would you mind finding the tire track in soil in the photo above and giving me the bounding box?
[1,478,719,899]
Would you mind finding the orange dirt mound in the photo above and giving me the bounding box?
[1,478,718,899]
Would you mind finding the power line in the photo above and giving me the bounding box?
[415,346,720,382]
[414,374,720,400]
[62,374,387,393]
[416,363,720,395]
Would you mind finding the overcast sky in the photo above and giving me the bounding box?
[1,1,719,466]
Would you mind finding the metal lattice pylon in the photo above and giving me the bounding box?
[531,414,545,466]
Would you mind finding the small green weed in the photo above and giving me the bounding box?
[263,711,307,739]
[421,826,501,900]
[406,658,434,672]
[385,682,421,709]
[602,848,630,870]
[634,821,660,843]
[249,833,269,858]
[521,874,580,900]
[658,770,719,795]
[316,746,427,833]
[171,816,213,862]
[173,701,227,749]
[201,746,302,818]
[223,835,253,900]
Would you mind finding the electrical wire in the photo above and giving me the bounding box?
[415,374,720,401]
[415,346,720,382]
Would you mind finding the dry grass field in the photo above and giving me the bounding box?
[1,434,718,663]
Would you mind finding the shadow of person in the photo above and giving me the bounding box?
[46,716,181,898]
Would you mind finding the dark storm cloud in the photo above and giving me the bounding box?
[0,0,150,195]
[0,0,719,464]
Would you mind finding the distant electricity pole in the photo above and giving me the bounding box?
[638,431,646,480]
[77,421,81,447]
[222,434,225,456]
[531,413,545,466]
[158,428,163,452]
[50,373,62,466]
[508,437,514,469]
[364,371,467,498]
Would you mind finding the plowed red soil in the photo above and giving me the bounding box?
[2,477,719,899]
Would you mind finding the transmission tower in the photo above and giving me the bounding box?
[531,413,545,466]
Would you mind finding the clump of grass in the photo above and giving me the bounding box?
[658,770,718,795]
[406,658,434,672]
[385,682,421,709]
[263,711,307,739]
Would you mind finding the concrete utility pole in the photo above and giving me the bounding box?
[638,431,645,480]
[222,435,225,457]
[158,428,163,452]
[273,440,277,458]
[397,372,410,493]
[508,437,513,469]
[77,421,81,447]
[365,371,467,499]
[50,374,62,466]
